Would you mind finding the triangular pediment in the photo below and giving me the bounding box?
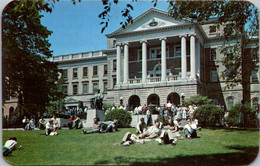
[65,97,79,103]
[108,8,190,36]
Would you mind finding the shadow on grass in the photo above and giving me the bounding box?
[113,146,259,165]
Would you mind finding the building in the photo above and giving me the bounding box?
[51,8,259,111]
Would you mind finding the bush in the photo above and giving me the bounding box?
[193,104,224,127]
[225,103,256,127]
[183,94,212,106]
[104,109,132,128]
[103,103,114,110]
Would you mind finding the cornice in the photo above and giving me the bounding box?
[57,56,107,65]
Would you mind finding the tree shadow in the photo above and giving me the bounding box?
[113,146,259,165]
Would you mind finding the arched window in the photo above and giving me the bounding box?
[226,96,234,110]
[252,98,259,109]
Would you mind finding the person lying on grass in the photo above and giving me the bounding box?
[2,137,22,156]
[157,118,183,146]
[116,119,162,146]
[82,117,101,134]
[82,119,118,134]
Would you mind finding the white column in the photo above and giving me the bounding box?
[141,40,147,83]
[161,38,167,82]
[123,43,129,84]
[116,44,121,85]
[190,35,196,79]
[196,39,200,77]
[181,35,187,79]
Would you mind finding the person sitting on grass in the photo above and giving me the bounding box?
[82,117,101,134]
[22,116,29,130]
[2,137,22,156]
[68,116,75,129]
[51,114,60,130]
[100,119,119,133]
[184,119,197,139]
[138,119,162,139]
[118,132,145,146]
[38,116,46,130]
[45,120,58,136]
[73,115,83,129]
[136,118,147,134]
[158,118,182,146]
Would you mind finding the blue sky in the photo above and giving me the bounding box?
[41,0,169,56]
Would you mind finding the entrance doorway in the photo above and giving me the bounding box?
[128,95,141,109]
[147,94,160,106]
[167,92,180,106]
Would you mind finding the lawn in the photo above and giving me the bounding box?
[2,128,260,165]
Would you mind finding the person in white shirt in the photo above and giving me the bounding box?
[45,120,57,136]
[2,137,22,156]
[51,115,59,130]
[184,119,197,139]
[138,120,162,139]
[22,116,29,130]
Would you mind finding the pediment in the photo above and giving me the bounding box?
[108,8,190,36]
[65,97,79,103]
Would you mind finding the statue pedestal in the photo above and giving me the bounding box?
[83,109,105,128]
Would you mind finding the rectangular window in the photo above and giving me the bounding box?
[137,49,142,61]
[210,70,218,82]
[73,84,78,95]
[252,70,258,82]
[210,48,217,61]
[150,47,169,59]
[73,68,78,79]
[83,83,88,94]
[209,25,217,34]
[113,59,117,71]
[62,85,68,95]
[62,69,68,79]
[113,78,116,88]
[104,82,108,92]
[93,66,98,76]
[174,45,181,57]
[93,82,99,93]
[104,65,108,75]
[83,67,88,77]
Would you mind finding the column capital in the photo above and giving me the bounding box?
[159,37,167,41]
[115,43,122,47]
[188,33,196,37]
[140,40,147,43]
[179,34,187,38]
[123,42,129,46]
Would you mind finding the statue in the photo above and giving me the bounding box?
[93,89,103,110]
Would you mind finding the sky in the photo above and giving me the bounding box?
[41,0,169,56]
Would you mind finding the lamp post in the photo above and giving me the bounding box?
[120,97,123,105]
[181,93,185,106]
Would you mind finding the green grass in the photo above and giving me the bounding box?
[2,128,260,165]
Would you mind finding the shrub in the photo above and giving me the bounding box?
[225,103,256,127]
[193,104,224,127]
[183,94,212,106]
[104,109,132,128]
[103,103,114,110]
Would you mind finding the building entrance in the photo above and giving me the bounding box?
[128,95,141,109]
[147,94,160,106]
[167,92,180,106]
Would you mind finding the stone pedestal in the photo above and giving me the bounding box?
[83,109,105,128]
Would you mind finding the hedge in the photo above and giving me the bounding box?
[104,109,132,128]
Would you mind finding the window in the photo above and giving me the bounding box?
[104,65,108,75]
[210,70,218,82]
[209,25,217,34]
[252,98,259,109]
[150,47,169,59]
[227,96,234,110]
[174,45,181,57]
[113,59,117,71]
[62,85,68,95]
[251,70,258,82]
[210,48,217,61]
[73,84,78,95]
[93,82,99,93]
[93,66,98,76]
[83,67,88,77]
[224,23,233,34]
[104,82,108,92]
[62,69,68,79]
[113,78,116,88]
[137,49,142,61]
[82,83,88,94]
[73,68,78,79]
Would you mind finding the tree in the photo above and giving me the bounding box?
[167,0,259,103]
[2,0,65,116]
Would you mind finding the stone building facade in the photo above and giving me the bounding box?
[51,8,259,111]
